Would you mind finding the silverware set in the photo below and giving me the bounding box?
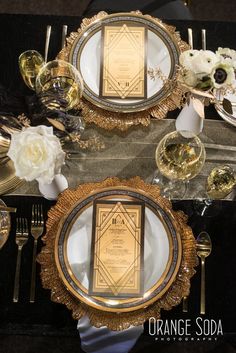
[13,204,44,303]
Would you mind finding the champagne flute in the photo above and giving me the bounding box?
[19,50,45,90]
[154,130,206,198]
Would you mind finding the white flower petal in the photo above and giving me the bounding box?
[7,125,65,182]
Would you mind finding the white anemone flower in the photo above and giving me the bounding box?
[210,63,235,89]
[180,50,219,78]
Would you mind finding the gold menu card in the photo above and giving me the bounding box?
[89,200,145,298]
[100,23,147,99]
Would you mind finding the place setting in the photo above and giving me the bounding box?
[0,10,235,353]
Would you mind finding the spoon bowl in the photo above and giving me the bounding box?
[196,231,212,315]
[196,231,212,258]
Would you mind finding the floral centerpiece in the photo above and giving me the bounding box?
[148,46,236,133]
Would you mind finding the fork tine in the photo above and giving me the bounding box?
[37,205,39,225]
[19,217,22,233]
[39,204,43,224]
[31,204,34,222]
[32,204,36,225]
[37,204,40,225]
[35,204,37,225]
[23,218,27,233]
[21,218,24,233]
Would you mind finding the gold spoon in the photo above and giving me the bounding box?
[196,231,212,315]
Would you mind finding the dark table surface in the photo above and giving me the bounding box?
[0,13,236,353]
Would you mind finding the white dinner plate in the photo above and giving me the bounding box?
[215,92,236,127]
[68,13,180,113]
[55,188,182,312]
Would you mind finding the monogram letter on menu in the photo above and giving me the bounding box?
[100,23,147,99]
[89,200,145,297]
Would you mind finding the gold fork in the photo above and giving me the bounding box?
[13,218,29,303]
[30,204,44,303]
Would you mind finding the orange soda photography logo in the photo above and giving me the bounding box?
[149,317,223,342]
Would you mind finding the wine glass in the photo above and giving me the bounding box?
[19,50,45,90]
[194,165,236,216]
[154,130,206,198]
[35,59,84,112]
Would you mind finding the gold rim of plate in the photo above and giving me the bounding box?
[0,159,25,195]
[58,11,189,131]
[38,177,197,330]
[0,199,11,249]
[55,190,179,313]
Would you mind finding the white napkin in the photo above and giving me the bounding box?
[77,316,143,353]
[175,98,203,135]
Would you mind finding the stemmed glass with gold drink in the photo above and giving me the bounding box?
[19,53,84,133]
[35,60,84,133]
[154,130,206,199]
[35,59,84,112]
[194,165,236,216]
[19,50,45,90]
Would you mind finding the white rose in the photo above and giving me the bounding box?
[7,125,65,184]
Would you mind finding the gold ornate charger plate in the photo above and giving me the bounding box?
[58,12,188,130]
[38,177,197,330]
[0,199,11,249]
[0,160,25,195]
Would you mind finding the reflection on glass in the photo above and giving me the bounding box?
[19,50,45,90]
[35,60,84,111]
[154,130,206,198]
